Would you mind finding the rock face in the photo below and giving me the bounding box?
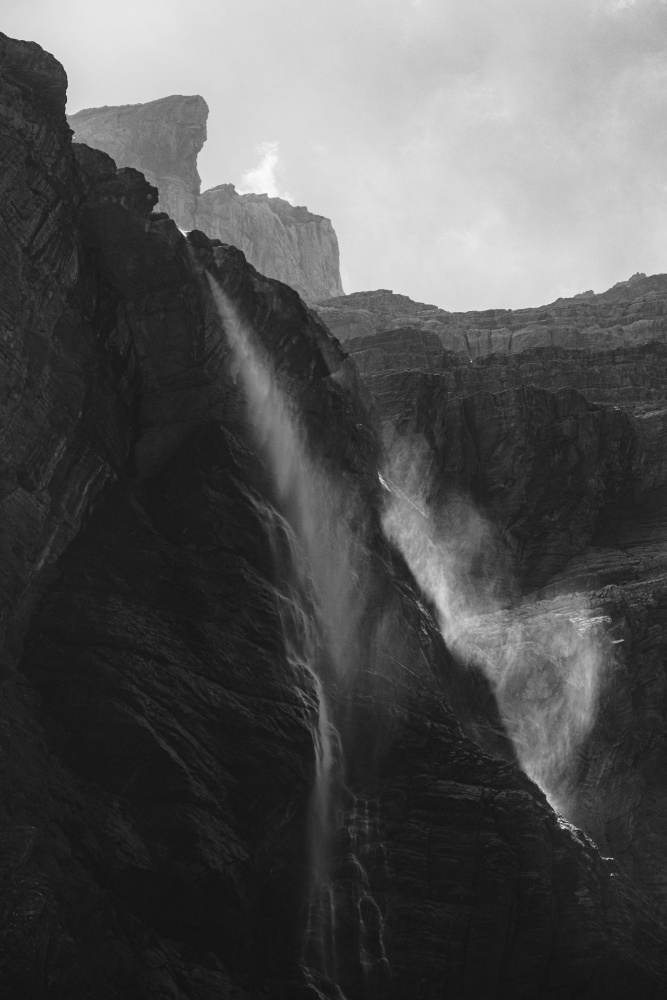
[68,100,345,301]
[348,330,667,583]
[68,95,208,228]
[4,29,667,1000]
[196,183,345,301]
[316,278,667,356]
[342,302,667,935]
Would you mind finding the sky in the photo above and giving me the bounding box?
[4,0,667,311]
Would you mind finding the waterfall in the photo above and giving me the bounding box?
[255,498,345,994]
[207,268,608,995]
[208,277,390,998]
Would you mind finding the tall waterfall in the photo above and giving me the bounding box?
[208,274,608,995]
[208,278,390,999]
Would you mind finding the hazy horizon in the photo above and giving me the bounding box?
[5,0,667,311]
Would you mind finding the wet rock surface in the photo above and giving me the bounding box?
[3,29,667,1000]
[341,274,667,947]
[346,333,667,586]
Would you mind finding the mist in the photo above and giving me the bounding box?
[381,433,613,812]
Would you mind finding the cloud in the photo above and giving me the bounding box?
[302,0,667,308]
[237,141,294,202]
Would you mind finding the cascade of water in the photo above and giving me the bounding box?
[208,277,390,997]
[254,498,344,993]
[339,797,391,994]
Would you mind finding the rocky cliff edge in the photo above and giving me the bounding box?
[68,97,345,302]
[316,277,667,357]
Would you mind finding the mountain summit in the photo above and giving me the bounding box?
[68,96,345,301]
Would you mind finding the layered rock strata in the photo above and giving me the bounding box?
[316,277,667,356]
[68,99,345,301]
[4,29,667,1000]
[342,303,667,932]
[196,183,345,301]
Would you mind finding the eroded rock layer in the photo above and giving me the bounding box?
[316,279,667,356]
[3,29,667,1000]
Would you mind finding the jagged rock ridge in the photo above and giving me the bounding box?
[68,97,345,302]
[316,277,667,356]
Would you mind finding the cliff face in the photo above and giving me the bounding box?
[68,100,345,302]
[5,28,667,1000]
[68,95,208,228]
[343,313,667,931]
[196,183,345,301]
[316,278,667,356]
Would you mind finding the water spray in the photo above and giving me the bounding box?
[381,432,611,814]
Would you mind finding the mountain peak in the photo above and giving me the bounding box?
[68,95,344,300]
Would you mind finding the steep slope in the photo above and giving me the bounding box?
[4,29,667,1000]
[68,99,345,301]
[342,304,667,929]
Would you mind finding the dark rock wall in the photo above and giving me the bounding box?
[3,30,667,1000]
[1,35,317,995]
[347,331,667,585]
[343,294,667,944]
[0,35,134,676]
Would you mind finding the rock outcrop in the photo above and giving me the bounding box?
[68,99,345,301]
[68,95,208,228]
[5,28,667,1000]
[316,277,667,356]
[196,183,345,301]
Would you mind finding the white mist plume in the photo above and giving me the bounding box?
[237,140,294,202]
[381,433,610,811]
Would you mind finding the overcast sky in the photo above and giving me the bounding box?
[5,0,667,310]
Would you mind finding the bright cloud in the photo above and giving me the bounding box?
[237,141,294,203]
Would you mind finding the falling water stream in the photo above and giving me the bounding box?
[209,277,390,998]
[208,272,610,995]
